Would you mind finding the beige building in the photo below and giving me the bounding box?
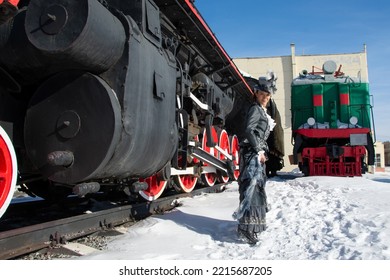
[233,43,384,172]
[384,141,390,166]
[374,141,385,172]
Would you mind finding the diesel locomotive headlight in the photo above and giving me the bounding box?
[307,117,316,127]
[349,116,358,126]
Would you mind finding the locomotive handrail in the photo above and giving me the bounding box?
[189,92,211,111]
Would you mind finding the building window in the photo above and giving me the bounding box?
[375,153,381,167]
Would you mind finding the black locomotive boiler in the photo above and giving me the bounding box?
[0,0,257,218]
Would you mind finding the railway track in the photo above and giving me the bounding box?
[0,183,226,259]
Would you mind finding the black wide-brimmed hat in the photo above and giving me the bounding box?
[254,71,277,95]
[254,83,272,94]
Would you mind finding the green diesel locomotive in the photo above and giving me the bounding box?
[290,60,375,176]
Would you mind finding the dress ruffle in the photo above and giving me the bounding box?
[233,154,268,235]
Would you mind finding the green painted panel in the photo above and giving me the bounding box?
[291,82,371,130]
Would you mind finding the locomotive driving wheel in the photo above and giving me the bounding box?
[217,129,230,183]
[173,175,198,193]
[201,127,218,187]
[230,134,240,181]
[173,145,198,193]
[139,174,168,201]
[0,126,17,218]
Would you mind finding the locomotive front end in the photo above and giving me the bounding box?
[290,61,375,176]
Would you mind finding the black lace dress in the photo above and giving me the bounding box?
[233,103,271,243]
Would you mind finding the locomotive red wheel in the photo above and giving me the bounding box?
[230,134,240,180]
[139,174,167,201]
[202,168,217,186]
[173,175,198,193]
[0,126,17,219]
[217,129,230,183]
[201,127,217,187]
[173,146,199,193]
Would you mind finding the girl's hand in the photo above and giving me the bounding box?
[258,151,267,163]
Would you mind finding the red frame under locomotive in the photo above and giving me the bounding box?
[295,128,371,176]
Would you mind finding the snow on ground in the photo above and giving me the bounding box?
[80,169,390,260]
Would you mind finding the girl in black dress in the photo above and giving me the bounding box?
[234,77,276,245]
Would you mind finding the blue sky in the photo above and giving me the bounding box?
[194,0,390,142]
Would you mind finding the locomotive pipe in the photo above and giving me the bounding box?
[129,181,149,193]
[47,151,74,167]
[73,182,100,197]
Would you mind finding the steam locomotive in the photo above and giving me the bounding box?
[290,60,375,176]
[0,0,264,219]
